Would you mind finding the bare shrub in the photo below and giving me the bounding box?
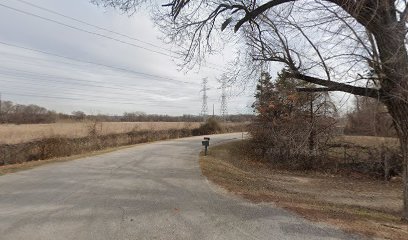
[325,141,402,180]
[0,128,195,166]
[87,120,102,137]
[192,118,223,136]
[248,116,336,170]
[344,96,396,137]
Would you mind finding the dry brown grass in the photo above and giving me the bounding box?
[336,135,399,148]
[200,141,408,240]
[0,121,245,144]
[0,122,202,144]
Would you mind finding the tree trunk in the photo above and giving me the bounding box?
[401,138,408,221]
[386,101,408,221]
[372,9,408,220]
[381,81,408,221]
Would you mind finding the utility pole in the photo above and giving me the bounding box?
[0,92,2,123]
[220,79,228,121]
[309,93,315,154]
[200,78,209,120]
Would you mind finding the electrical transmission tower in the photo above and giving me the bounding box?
[220,79,228,120]
[200,78,209,118]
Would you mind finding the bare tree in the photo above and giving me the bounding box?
[345,96,395,137]
[93,0,408,220]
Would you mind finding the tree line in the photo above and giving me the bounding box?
[0,101,57,124]
[0,100,254,124]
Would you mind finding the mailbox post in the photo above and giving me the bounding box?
[202,137,210,156]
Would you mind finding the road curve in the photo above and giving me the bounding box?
[0,133,359,240]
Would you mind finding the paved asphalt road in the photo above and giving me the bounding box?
[0,133,360,240]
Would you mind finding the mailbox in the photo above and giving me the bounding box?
[202,137,210,156]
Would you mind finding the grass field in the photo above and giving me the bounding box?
[200,139,407,239]
[0,122,201,144]
[0,121,245,144]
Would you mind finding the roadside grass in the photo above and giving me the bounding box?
[0,119,246,172]
[0,144,136,175]
[0,121,244,144]
[0,122,202,144]
[199,140,408,240]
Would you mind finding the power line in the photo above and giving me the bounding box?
[220,79,228,119]
[0,92,2,121]
[0,3,176,58]
[0,65,194,92]
[0,71,203,102]
[0,70,201,104]
[0,74,196,104]
[0,50,108,71]
[2,91,140,105]
[0,79,168,103]
[13,0,174,53]
[1,91,188,108]
[0,1,225,72]
[0,2,237,112]
[12,0,225,72]
[0,41,198,85]
[0,51,198,91]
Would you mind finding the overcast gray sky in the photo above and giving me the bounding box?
[0,0,256,116]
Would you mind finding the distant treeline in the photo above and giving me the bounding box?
[0,101,58,124]
[0,100,254,124]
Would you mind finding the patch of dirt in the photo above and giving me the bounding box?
[200,141,408,240]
